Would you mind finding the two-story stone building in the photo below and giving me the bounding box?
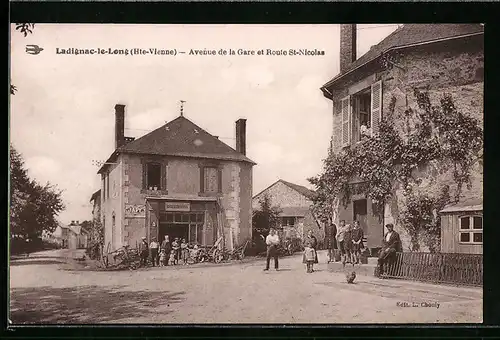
[97,104,255,251]
[320,24,483,251]
[252,179,324,243]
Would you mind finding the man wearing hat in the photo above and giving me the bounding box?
[376,223,402,276]
[139,236,149,267]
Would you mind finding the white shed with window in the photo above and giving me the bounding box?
[440,200,483,254]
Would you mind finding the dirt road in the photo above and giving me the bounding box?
[9,250,482,324]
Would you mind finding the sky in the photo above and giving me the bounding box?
[10,24,400,224]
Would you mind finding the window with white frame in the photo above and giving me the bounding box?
[459,215,483,244]
[340,80,382,147]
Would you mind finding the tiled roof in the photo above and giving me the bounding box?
[322,24,484,91]
[279,180,318,200]
[98,116,255,174]
[279,206,311,217]
[253,179,317,200]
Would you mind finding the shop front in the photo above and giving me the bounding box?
[146,198,219,246]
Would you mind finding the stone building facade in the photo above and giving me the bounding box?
[98,105,255,251]
[321,24,484,251]
[252,180,324,244]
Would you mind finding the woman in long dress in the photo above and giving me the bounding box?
[302,230,318,273]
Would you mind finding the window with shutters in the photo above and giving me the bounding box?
[199,164,222,195]
[204,167,219,193]
[340,80,382,147]
[146,162,162,190]
[142,160,168,192]
[352,89,372,143]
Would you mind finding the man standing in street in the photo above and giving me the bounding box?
[160,235,171,266]
[139,237,149,267]
[149,237,159,267]
[263,228,280,271]
[326,218,337,263]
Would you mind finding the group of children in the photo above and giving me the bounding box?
[157,237,201,267]
[335,220,365,266]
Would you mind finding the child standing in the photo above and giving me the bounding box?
[169,249,176,266]
[159,248,167,267]
[351,220,364,264]
[181,239,189,265]
[171,238,180,265]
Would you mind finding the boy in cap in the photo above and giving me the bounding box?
[139,237,149,267]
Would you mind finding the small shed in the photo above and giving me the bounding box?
[440,199,482,254]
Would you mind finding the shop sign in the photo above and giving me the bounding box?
[125,204,146,218]
[165,202,191,212]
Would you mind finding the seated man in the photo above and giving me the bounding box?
[377,223,402,276]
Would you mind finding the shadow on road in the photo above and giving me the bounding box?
[10,259,66,267]
[10,285,185,324]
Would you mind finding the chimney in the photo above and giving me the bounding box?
[76,220,79,225]
[71,220,75,225]
[115,104,125,149]
[340,24,357,74]
[235,119,247,155]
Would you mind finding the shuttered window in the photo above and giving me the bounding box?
[199,165,222,194]
[142,160,168,191]
[204,167,219,193]
[341,96,351,147]
[370,80,382,136]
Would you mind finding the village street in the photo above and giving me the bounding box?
[9,250,482,324]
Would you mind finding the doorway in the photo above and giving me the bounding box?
[160,223,189,242]
[353,199,368,236]
[158,211,205,245]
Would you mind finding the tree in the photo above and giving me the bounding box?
[11,23,35,95]
[252,194,282,237]
[10,145,65,252]
[85,219,105,260]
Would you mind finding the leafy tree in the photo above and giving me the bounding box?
[252,194,282,237]
[11,23,35,95]
[85,219,105,260]
[10,145,65,253]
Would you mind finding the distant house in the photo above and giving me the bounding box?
[440,198,482,254]
[252,179,324,244]
[96,104,255,251]
[62,220,89,249]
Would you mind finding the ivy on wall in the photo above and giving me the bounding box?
[309,89,483,251]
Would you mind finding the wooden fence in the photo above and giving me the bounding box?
[381,252,483,286]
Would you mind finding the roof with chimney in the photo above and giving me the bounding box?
[322,24,484,93]
[253,179,317,201]
[98,115,255,174]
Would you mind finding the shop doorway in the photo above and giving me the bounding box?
[160,224,189,242]
[159,211,205,245]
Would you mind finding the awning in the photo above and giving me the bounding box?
[146,195,217,202]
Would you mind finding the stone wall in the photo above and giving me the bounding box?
[101,158,123,251]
